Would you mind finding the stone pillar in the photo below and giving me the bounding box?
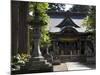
[32,26,43,59]
[30,5,44,59]
[21,4,53,73]
[11,1,19,56]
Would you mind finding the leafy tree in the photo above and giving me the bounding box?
[41,26,51,47]
[29,2,49,26]
[69,5,90,13]
[48,3,65,11]
[29,2,51,48]
[83,6,96,54]
[83,6,96,32]
[83,6,96,41]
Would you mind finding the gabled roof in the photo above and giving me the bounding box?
[56,16,80,28]
[49,11,87,32]
[56,11,80,28]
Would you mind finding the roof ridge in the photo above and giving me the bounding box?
[56,15,80,28]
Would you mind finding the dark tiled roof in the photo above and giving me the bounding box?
[48,11,87,32]
[47,11,88,18]
[56,16,80,28]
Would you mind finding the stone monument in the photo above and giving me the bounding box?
[20,4,53,73]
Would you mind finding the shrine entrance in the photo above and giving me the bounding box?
[50,14,89,62]
[58,39,80,55]
[52,32,85,62]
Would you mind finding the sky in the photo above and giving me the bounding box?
[29,4,73,16]
[65,4,73,11]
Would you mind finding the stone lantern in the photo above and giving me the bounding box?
[20,4,53,73]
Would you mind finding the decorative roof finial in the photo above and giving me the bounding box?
[65,10,71,17]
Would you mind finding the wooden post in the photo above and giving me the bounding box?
[18,2,29,54]
[11,1,19,56]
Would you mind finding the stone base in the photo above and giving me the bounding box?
[12,57,53,74]
[44,54,53,63]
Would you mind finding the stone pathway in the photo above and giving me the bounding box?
[16,62,95,75]
[65,62,91,71]
[53,63,68,72]
[53,62,94,72]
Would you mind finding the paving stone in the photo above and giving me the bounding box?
[65,62,92,71]
[53,63,68,72]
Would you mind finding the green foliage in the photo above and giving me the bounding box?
[69,5,90,13]
[41,26,51,47]
[29,2,48,12]
[29,2,51,47]
[12,53,30,65]
[83,6,96,40]
[29,2,49,26]
[48,3,65,11]
[83,6,96,32]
